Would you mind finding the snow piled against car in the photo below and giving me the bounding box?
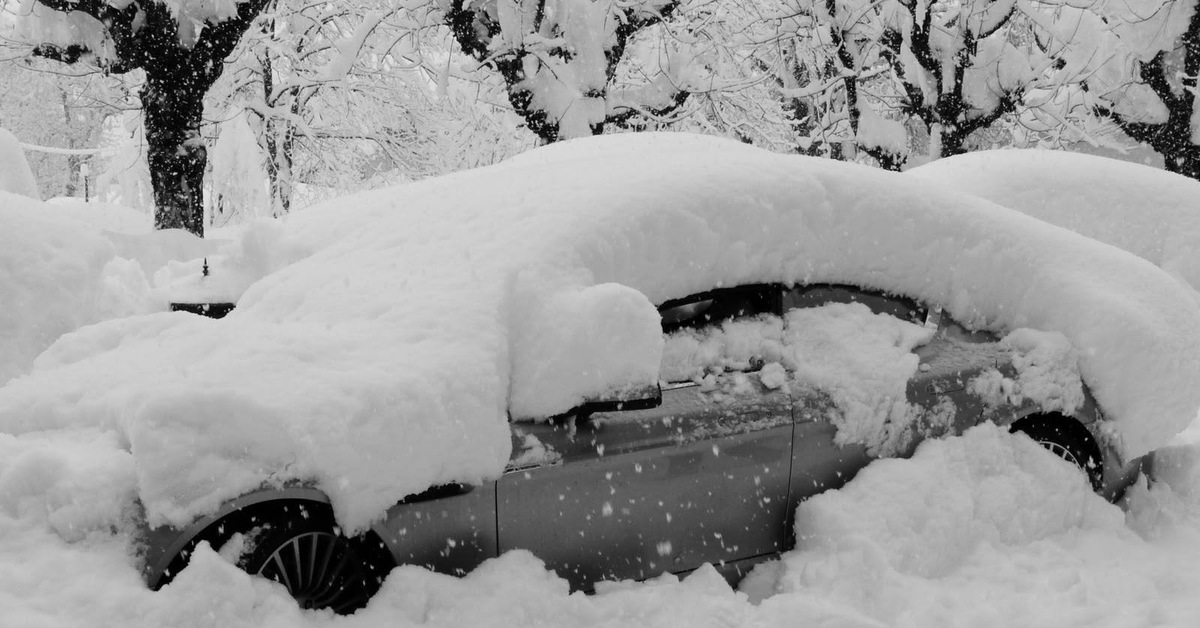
[1,133,1199,539]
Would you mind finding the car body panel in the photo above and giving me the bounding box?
[372,483,499,577]
[497,385,793,590]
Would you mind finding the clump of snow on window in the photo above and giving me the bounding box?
[967,328,1085,416]
[661,315,786,383]
[909,149,1200,293]
[786,304,934,456]
[758,362,789,391]
[662,303,934,456]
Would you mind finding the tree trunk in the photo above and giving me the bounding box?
[265,116,295,217]
[938,124,966,159]
[30,0,270,237]
[142,77,207,238]
[1164,150,1200,180]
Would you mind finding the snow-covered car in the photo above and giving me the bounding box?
[2,133,1198,615]
[140,283,1138,613]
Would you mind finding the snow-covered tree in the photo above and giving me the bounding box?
[206,0,529,220]
[802,0,1052,168]
[12,0,271,236]
[0,19,138,199]
[439,0,691,142]
[1059,0,1200,179]
[214,0,401,216]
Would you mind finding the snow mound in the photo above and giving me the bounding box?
[786,425,1122,579]
[43,198,154,235]
[908,149,1200,292]
[0,192,157,384]
[0,133,1198,534]
[742,424,1200,626]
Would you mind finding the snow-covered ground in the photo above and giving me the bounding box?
[3,135,1200,627]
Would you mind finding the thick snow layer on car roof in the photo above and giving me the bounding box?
[1,133,1199,533]
[908,149,1200,292]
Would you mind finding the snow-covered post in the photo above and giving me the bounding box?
[440,0,689,142]
[19,0,271,237]
[79,160,90,202]
[809,0,1039,168]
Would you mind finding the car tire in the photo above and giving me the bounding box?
[1009,414,1104,491]
[155,499,394,614]
[235,501,393,614]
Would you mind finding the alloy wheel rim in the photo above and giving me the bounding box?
[256,531,372,613]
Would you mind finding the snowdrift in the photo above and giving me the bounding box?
[1,133,1198,535]
[0,192,156,384]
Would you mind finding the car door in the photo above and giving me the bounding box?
[496,286,796,591]
[498,383,794,591]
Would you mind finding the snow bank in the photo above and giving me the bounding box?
[742,425,1200,627]
[908,149,1200,292]
[0,127,39,199]
[1,133,1198,536]
[0,192,157,384]
[43,198,154,235]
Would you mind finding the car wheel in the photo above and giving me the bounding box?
[155,499,393,614]
[1009,414,1104,491]
[236,502,392,614]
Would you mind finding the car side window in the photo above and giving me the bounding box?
[658,285,782,334]
[658,285,785,384]
[782,284,927,325]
